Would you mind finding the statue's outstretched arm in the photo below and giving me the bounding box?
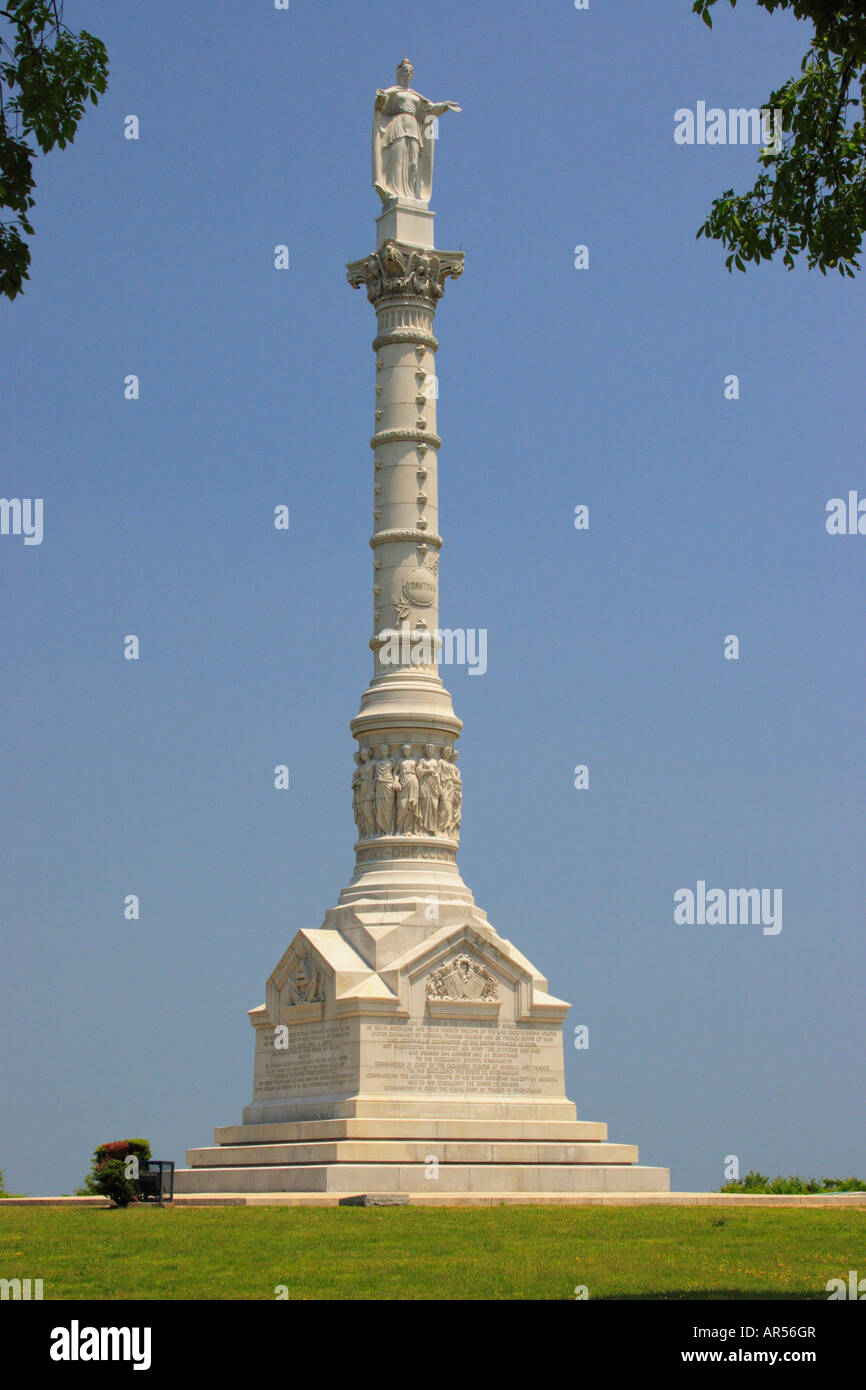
[423,99,461,117]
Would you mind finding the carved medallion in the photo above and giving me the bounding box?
[426,954,498,1001]
[284,956,325,1006]
[393,552,438,620]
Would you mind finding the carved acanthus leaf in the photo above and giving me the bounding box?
[347,242,464,308]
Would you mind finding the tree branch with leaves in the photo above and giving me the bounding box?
[0,0,107,300]
[693,0,866,274]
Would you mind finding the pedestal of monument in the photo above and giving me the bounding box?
[174,64,669,1200]
[175,900,668,1195]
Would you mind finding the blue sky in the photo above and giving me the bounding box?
[2,0,864,1198]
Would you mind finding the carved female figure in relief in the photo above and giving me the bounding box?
[351,751,363,835]
[437,745,455,835]
[394,744,420,835]
[416,742,441,834]
[357,746,377,838]
[448,747,462,837]
[372,58,461,206]
[374,745,399,835]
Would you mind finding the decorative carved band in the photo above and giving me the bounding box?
[369,528,443,550]
[370,427,441,450]
[372,329,438,352]
[374,305,434,332]
[354,844,457,864]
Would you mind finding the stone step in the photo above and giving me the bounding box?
[214,1118,608,1145]
[242,1097,580,1126]
[174,1163,670,1195]
[188,1139,638,1167]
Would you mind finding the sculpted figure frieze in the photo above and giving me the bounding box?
[351,740,460,842]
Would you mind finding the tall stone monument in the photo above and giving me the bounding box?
[176,61,669,1198]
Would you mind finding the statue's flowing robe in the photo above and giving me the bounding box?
[395,759,420,832]
[359,760,376,805]
[374,759,397,834]
[437,760,454,833]
[449,769,462,833]
[372,87,435,203]
[417,758,440,833]
[358,758,377,836]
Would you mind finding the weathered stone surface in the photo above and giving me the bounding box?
[339,1194,410,1207]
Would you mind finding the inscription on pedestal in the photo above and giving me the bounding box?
[362,1021,563,1096]
[254,1020,355,1098]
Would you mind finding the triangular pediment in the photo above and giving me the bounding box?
[373,920,569,1021]
[265,929,381,1020]
[382,921,531,989]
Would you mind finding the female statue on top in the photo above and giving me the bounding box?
[372,58,460,206]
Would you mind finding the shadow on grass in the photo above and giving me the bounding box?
[606,1290,826,1301]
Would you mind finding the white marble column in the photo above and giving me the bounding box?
[343,206,471,906]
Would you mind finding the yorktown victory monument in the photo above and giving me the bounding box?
[175,61,669,1199]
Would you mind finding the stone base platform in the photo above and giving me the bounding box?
[176,1162,670,1196]
[177,914,673,1201]
[173,1162,667,1195]
[214,1117,611,1143]
[164,1191,866,1208]
[5,1193,865,1208]
[174,1109,670,1196]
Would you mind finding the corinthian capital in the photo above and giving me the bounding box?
[347,241,464,308]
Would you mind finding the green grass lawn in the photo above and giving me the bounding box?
[1,1206,864,1299]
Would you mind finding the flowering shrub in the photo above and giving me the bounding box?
[82,1138,152,1207]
